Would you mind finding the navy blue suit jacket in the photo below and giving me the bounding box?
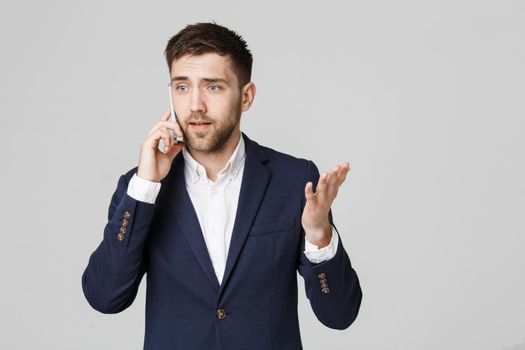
[82,133,362,349]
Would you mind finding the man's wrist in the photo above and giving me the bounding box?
[127,173,162,204]
[304,224,332,249]
[303,226,339,263]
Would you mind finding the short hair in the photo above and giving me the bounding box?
[165,22,253,89]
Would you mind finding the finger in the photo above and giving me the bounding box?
[171,122,184,140]
[337,162,351,184]
[161,126,173,152]
[147,121,173,137]
[342,161,350,174]
[148,120,183,138]
[329,165,340,183]
[161,107,171,121]
[144,128,172,151]
[316,172,328,195]
[326,167,340,196]
[161,120,183,137]
[326,165,339,191]
[330,161,347,182]
[158,129,174,153]
[150,108,173,137]
[304,181,315,202]
[147,121,161,137]
[157,126,171,140]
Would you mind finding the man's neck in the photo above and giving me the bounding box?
[188,131,241,182]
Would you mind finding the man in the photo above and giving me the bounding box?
[82,22,362,350]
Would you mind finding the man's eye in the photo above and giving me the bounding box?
[208,85,221,92]
[176,86,188,92]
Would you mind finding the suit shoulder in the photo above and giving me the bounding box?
[244,133,317,171]
[254,143,320,181]
[259,144,310,167]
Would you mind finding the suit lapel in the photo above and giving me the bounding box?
[160,133,271,293]
[161,154,221,289]
[219,133,271,293]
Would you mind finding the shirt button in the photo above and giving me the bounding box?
[216,308,226,320]
[211,188,217,194]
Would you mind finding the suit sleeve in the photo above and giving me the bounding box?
[82,170,156,314]
[297,160,363,330]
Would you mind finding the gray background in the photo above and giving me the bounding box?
[1,0,524,349]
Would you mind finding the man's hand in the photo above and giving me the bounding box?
[302,161,350,248]
[137,108,185,182]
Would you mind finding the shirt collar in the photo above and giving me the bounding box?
[182,135,246,184]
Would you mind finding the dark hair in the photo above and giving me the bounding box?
[165,22,253,89]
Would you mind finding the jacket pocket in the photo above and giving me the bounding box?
[248,219,296,237]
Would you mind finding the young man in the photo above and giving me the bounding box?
[82,22,362,350]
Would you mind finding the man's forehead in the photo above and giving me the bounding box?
[170,53,234,80]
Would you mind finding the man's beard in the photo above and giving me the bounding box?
[181,104,242,155]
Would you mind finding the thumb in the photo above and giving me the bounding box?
[305,182,315,202]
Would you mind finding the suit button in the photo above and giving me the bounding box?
[123,211,131,219]
[317,273,326,280]
[216,308,226,320]
[117,232,125,241]
[121,219,129,227]
[321,287,331,294]
[320,282,329,288]
[319,278,328,284]
[119,227,126,234]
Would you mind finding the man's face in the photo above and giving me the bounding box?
[170,52,243,154]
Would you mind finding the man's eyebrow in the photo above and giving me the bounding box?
[171,76,230,86]
[202,78,230,86]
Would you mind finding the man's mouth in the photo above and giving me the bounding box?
[189,121,212,132]
[189,121,212,125]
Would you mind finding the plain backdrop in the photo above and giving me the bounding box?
[1,0,524,349]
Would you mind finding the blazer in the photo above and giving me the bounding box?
[82,132,362,350]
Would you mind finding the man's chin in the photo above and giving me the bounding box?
[185,138,215,154]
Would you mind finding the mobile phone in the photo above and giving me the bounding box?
[168,83,184,143]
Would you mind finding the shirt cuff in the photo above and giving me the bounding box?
[126,173,161,204]
[303,225,339,263]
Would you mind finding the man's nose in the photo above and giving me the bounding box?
[190,90,206,113]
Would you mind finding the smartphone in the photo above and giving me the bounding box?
[168,83,184,143]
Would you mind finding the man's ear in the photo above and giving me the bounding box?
[240,82,256,112]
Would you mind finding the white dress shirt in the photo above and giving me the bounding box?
[127,136,339,284]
